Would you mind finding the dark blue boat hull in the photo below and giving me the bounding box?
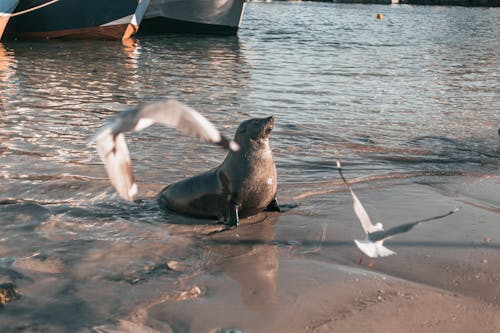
[5,0,149,40]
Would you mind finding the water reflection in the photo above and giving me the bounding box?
[0,43,17,166]
[139,215,281,332]
[0,39,144,201]
[0,42,16,103]
[209,215,280,312]
[7,39,142,109]
[121,38,140,71]
[0,34,253,204]
[135,35,249,111]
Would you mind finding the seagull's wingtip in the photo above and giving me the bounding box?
[128,183,138,200]
[115,182,138,202]
[378,244,396,257]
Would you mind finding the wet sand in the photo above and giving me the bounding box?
[1,174,499,332]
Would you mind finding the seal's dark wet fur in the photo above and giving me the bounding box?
[158,117,279,227]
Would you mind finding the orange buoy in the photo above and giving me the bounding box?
[377,13,383,20]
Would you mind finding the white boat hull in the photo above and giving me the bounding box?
[141,0,245,35]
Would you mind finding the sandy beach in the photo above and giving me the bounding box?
[1,174,499,332]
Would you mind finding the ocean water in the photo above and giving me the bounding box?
[0,2,499,331]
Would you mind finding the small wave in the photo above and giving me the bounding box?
[1,174,99,182]
[289,170,472,201]
[0,202,52,230]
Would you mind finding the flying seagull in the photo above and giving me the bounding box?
[95,100,239,201]
[336,160,460,268]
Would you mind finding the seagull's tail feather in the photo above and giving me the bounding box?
[354,239,396,258]
[354,240,378,258]
[376,242,396,257]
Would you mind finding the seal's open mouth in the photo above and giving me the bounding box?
[265,125,273,136]
[264,116,274,136]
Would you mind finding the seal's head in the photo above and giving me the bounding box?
[234,116,274,146]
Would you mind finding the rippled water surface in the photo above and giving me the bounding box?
[1,4,498,193]
[0,2,499,331]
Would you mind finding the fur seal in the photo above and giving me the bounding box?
[158,116,280,226]
[95,100,279,227]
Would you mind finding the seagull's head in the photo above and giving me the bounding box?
[373,222,384,231]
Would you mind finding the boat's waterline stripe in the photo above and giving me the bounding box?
[4,23,137,40]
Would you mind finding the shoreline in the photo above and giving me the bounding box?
[1,175,499,331]
[300,0,500,7]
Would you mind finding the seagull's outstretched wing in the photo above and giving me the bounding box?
[337,160,378,234]
[95,100,239,201]
[96,131,137,201]
[371,207,461,242]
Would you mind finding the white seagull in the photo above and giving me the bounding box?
[336,160,460,268]
[95,100,239,201]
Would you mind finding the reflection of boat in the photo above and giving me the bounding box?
[0,43,15,75]
[5,0,150,40]
[0,0,19,40]
[140,0,246,35]
[0,43,16,106]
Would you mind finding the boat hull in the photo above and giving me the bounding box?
[0,0,19,40]
[140,0,245,35]
[5,0,150,40]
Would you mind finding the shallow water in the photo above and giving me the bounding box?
[0,2,499,331]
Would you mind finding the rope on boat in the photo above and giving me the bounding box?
[11,0,61,17]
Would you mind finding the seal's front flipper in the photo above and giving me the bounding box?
[220,202,240,228]
[265,198,281,212]
[228,202,240,227]
[217,199,239,229]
